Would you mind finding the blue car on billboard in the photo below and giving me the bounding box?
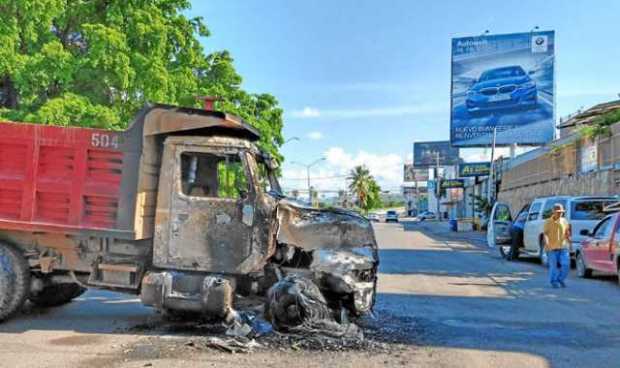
[465,65,537,113]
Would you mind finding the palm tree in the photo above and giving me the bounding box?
[348,165,372,211]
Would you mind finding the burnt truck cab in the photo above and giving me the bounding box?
[0,104,378,323]
[142,135,378,317]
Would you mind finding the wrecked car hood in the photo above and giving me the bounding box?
[275,199,378,251]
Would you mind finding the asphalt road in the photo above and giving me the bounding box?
[1,220,619,367]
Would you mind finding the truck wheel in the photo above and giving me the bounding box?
[29,283,86,307]
[576,252,592,278]
[538,242,548,266]
[0,242,30,322]
[508,235,520,261]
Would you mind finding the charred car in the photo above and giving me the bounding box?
[0,104,379,328]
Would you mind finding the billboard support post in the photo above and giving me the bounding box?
[487,127,497,203]
[435,152,441,221]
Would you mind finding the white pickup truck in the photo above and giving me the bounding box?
[488,196,618,265]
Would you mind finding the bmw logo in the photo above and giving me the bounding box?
[535,37,545,45]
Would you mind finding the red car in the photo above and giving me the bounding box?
[576,209,620,284]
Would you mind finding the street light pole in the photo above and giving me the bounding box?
[283,137,300,145]
[291,157,326,205]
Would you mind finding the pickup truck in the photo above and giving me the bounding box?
[575,203,620,284]
[488,196,616,264]
[0,104,379,325]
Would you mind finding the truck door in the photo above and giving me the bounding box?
[487,202,512,248]
[523,201,542,252]
[154,147,256,273]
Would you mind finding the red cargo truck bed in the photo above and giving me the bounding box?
[0,104,261,239]
[0,122,128,235]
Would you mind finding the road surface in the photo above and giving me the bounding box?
[1,220,619,367]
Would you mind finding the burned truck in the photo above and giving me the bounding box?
[0,104,378,328]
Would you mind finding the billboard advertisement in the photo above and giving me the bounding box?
[404,164,415,182]
[459,162,491,177]
[405,164,430,182]
[414,141,461,167]
[450,31,555,147]
[439,179,465,189]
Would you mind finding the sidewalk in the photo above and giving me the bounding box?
[401,218,487,246]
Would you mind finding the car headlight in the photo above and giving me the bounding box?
[520,81,536,89]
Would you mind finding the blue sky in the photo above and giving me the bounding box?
[190,0,620,193]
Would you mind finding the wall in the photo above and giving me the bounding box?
[498,169,617,213]
[497,122,620,214]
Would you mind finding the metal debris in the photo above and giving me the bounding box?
[265,275,362,338]
[204,336,261,354]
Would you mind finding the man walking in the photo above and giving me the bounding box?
[543,203,571,288]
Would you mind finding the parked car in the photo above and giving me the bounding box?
[385,210,399,223]
[418,211,436,221]
[498,204,531,260]
[576,207,620,284]
[466,65,538,113]
[488,196,617,264]
[367,213,380,222]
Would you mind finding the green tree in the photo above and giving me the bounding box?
[347,165,382,213]
[0,0,283,161]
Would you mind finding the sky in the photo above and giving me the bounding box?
[189,0,620,194]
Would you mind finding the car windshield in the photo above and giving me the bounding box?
[479,66,525,81]
[571,201,616,220]
[387,211,396,215]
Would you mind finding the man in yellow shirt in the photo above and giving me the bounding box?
[543,203,572,288]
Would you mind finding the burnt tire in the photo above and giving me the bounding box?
[29,283,86,307]
[0,242,30,322]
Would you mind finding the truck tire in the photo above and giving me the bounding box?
[539,240,548,267]
[29,283,86,307]
[0,242,30,322]
[576,252,592,278]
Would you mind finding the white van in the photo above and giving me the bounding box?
[488,196,618,265]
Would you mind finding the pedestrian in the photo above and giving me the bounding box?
[543,203,571,288]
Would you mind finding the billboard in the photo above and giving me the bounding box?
[459,162,491,177]
[404,164,415,182]
[414,141,460,167]
[405,164,430,182]
[450,31,555,147]
[439,179,465,189]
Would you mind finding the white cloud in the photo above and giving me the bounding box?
[280,147,406,193]
[459,146,537,163]
[289,102,446,120]
[307,131,323,140]
[291,106,321,118]
[324,147,404,189]
[405,152,414,164]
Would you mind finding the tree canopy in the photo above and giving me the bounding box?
[347,165,382,213]
[0,0,284,161]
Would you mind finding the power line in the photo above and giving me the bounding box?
[281,175,348,181]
